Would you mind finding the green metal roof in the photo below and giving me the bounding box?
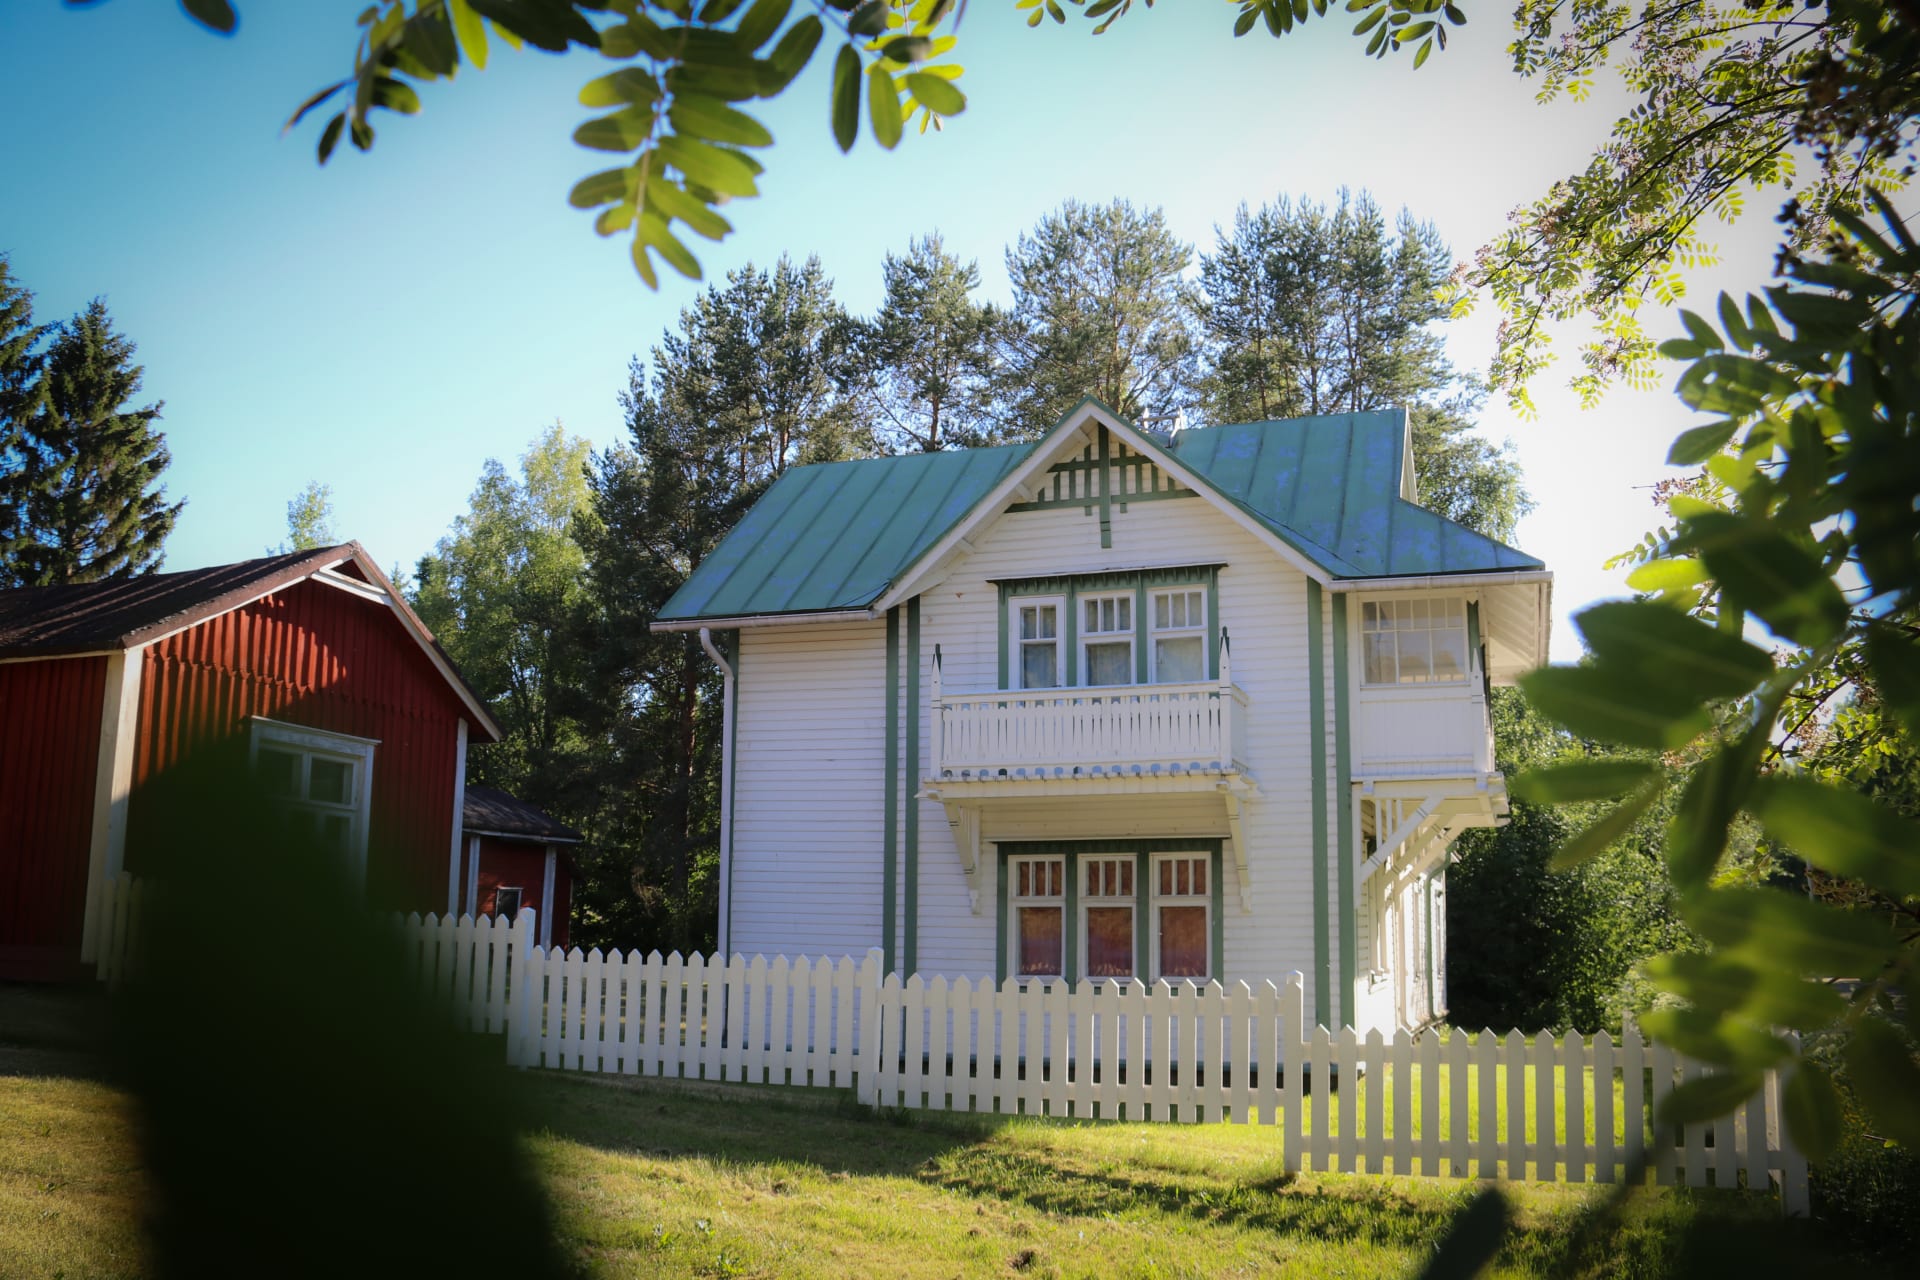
[657,441,1039,622]
[657,409,1541,624]
[1170,411,1543,579]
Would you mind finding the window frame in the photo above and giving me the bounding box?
[997,842,1223,986]
[1149,852,1213,983]
[1009,595,1067,692]
[996,566,1224,693]
[1078,591,1135,689]
[1077,854,1138,983]
[1006,854,1066,982]
[248,716,379,887]
[1147,586,1209,685]
[494,884,524,922]
[1358,594,1474,688]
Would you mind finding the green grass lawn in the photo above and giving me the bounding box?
[1,1055,1875,1280]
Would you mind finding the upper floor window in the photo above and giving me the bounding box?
[1081,593,1133,687]
[249,717,378,880]
[1361,597,1469,685]
[1016,599,1063,690]
[1150,588,1207,683]
[1000,566,1221,692]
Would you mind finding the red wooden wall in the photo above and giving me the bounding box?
[0,656,106,971]
[129,579,470,912]
[475,835,571,950]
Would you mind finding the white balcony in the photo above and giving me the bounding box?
[929,657,1249,783]
[1352,678,1494,779]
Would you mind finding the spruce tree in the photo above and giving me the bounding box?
[6,299,183,586]
[0,255,50,570]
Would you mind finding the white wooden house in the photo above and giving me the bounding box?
[651,401,1550,1033]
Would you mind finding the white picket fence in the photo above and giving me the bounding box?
[91,880,1808,1213]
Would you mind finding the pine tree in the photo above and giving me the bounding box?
[1001,200,1197,432]
[5,299,183,586]
[848,235,1008,453]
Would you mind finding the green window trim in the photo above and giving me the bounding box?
[993,839,1225,986]
[997,566,1224,691]
[883,607,899,974]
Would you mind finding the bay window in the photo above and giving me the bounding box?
[1361,596,1469,685]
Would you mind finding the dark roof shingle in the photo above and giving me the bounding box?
[462,785,583,843]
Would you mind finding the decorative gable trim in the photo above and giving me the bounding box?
[873,401,1337,614]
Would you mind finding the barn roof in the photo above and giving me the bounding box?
[462,785,583,844]
[0,543,504,740]
[654,404,1542,627]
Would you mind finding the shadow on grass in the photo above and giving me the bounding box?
[0,980,117,1083]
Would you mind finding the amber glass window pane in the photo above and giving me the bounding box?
[1018,907,1063,976]
[1159,905,1208,978]
[1085,907,1134,979]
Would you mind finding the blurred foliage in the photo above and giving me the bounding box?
[114,741,565,1279]
[1447,691,1693,1035]
[1514,194,1920,1157]
[275,479,336,553]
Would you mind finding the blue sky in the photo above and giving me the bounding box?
[1,2,1791,658]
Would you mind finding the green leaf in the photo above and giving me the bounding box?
[904,72,965,115]
[830,43,861,152]
[573,105,657,152]
[1665,750,1744,891]
[317,113,346,164]
[880,35,933,64]
[1683,888,1897,977]
[1845,1019,1920,1150]
[847,0,889,36]
[735,0,793,50]
[1676,512,1849,647]
[769,16,825,86]
[181,0,238,34]
[637,212,702,281]
[1640,1005,1793,1070]
[448,0,490,70]
[1667,419,1743,465]
[285,80,350,133]
[1748,776,1920,898]
[1574,600,1774,702]
[866,64,903,150]
[668,97,774,147]
[568,166,631,209]
[1782,1060,1844,1163]
[1624,558,1707,596]
[1658,1070,1765,1126]
[699,0,751,22]
[1518,665,1712,751]
[1865,625,1920,741]
[656,135,762,196]
[580,68,662,108]
[644,180,733,241]
[1643,952,1846,1029]
[1512,759,1661,805]
[371,77,422,115]
[1548,784,1660,871]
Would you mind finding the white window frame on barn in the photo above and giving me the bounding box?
[494,884,524,922]
[1359,595,1471,685]
[247,717,378,886]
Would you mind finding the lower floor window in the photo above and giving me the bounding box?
[1004,846,1217,984]
[494,885,524,922]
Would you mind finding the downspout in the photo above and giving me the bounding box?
[700,628,737,958]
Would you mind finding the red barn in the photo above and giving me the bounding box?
[0,544,503,980]
[456,785,582,952]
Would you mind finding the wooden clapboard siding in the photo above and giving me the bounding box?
[908,491,1319,990]
[731,618,888,960]
[127,577,467,911]
[0,655,108,972]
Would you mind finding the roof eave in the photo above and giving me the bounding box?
[649,605,879,633]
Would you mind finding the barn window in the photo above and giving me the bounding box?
[249,718,379,885]
[494,885,524,922]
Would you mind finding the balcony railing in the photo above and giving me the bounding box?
[1352,674,1495,778]
[929,646,1248,780]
